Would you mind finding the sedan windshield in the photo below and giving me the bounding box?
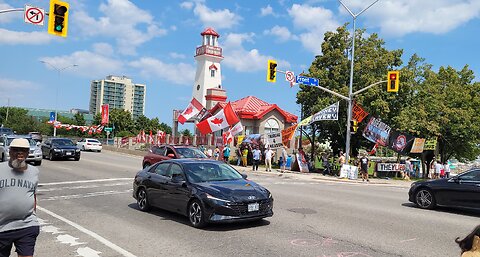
[185,163,243,183]
[176,148,207,158]
[52,139,75,146]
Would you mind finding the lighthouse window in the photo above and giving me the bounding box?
[210,70,215,77]
[197,85,200,90]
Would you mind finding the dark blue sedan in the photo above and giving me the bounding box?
[133,159,274,228]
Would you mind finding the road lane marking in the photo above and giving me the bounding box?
[38,182,131,192]
[400,238,417,243]
[37,206,137,257]
[41,189,133,201]
[40,178,132,186]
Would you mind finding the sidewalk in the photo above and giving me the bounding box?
[232,164,413,188]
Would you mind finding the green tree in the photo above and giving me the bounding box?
[0,107,40,134]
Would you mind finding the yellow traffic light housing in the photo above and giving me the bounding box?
[267,60,277,83]
[387,71,399,92]
[351,120,358,133]
[48,0,69,37]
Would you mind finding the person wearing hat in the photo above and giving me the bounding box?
[0,138,40,257]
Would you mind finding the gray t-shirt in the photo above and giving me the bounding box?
[0,162,39,232]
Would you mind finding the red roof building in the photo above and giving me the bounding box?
[209,95,297,136]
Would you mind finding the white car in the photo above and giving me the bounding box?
[77,138,102,152]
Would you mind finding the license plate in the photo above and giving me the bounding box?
[248,203,259,212]
[66,152,72,155]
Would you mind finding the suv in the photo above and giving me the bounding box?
[142,144,207,169]
[28,132,43,143]
[41,138,80,161]
[0,127,13,136]
[0,135,42,165]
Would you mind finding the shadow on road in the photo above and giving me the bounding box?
[401,203,480,217]
[127,203,271,231]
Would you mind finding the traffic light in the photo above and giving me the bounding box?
[267,60,277,83]
[350,120,358,133]
[387,71,399,92]
[48,0,69,37]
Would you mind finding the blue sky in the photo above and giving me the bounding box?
[1,0,479,129]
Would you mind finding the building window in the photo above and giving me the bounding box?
[210,70,215,77]
[197,85,200,90]
[264,118,279,133]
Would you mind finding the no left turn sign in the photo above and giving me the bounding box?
[24,5,45,26]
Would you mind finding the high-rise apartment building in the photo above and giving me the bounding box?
[89,75,146,119]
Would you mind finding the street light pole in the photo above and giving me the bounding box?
[40,61,78,137]
[339,0,379,162]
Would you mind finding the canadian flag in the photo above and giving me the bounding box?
[223,131,233,145]
[196,102,239,135]
[228,122,243,136]
[178,98,204,124]
[141,130,146,143]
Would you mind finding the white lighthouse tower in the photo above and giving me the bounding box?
[192,28,224,108]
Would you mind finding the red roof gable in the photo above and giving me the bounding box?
[210,96,297,123]
[201,27,220,37]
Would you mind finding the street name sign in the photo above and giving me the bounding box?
[295,75,318,86]
[104,127,113,132]
[24,5,45,26]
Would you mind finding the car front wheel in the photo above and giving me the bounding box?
[188,200,206,228]
[49,151,55,161]
[137,188,151,212]
[415,188,436,209]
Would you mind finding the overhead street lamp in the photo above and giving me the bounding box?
[339,0,379,162]
[40,61,78,137]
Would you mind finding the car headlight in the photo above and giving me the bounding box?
[206,193,231,204]
[75,149,80,152]
[53,148,61,152]
[268,192,273,199]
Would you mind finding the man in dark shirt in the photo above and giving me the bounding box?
[359,154,370,182]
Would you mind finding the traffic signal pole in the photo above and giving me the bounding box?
[339,0,379,162]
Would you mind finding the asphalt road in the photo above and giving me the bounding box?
[31,150,479,257]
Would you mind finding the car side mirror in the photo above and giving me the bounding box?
[241,173,248,179]
[167,153,175,158]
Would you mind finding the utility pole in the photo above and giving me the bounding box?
[5,98,10,124]
[339,0,380,162]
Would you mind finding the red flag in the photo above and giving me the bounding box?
[178,98,204,124]
[149,130,154,144]
[196,102,239,135]
[368,143,378,155]
[141,130,146,143]
[101,104,109,125]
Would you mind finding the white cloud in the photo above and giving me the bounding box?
[190,2,242,29]
[288,4,339,54]
[39,51,124,78]
[73,0,167,55]
[222,33,290,72]
[93,43,114,56]
[170,52,187,59]
[0,2,16,23]
[0,78,39,91]
[350,0,480,37]
[180,1,194,10]
[129,57,195,85]
[260,5,274,16]
[0,29,53,45]
[263,26,299,42]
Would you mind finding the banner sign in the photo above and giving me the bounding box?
[410,138,426,153]
[237,135,245,145]
[423,138,437,151]
[339,164,358,179]
[266,132,283,149]
[362,117,392,146]
[309,102,339,124]
[377,163,406,172]
[298,115,312,127]
[101,104,109,125]
[388,130,415,154]
[352,102,369,123]
[49,112,55,123]
[282,124,298,145]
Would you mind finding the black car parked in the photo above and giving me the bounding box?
[41,138,80,161]
[133,159,273,228]
[409,169,480,210]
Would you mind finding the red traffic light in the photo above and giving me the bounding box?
[389,73,397,80]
